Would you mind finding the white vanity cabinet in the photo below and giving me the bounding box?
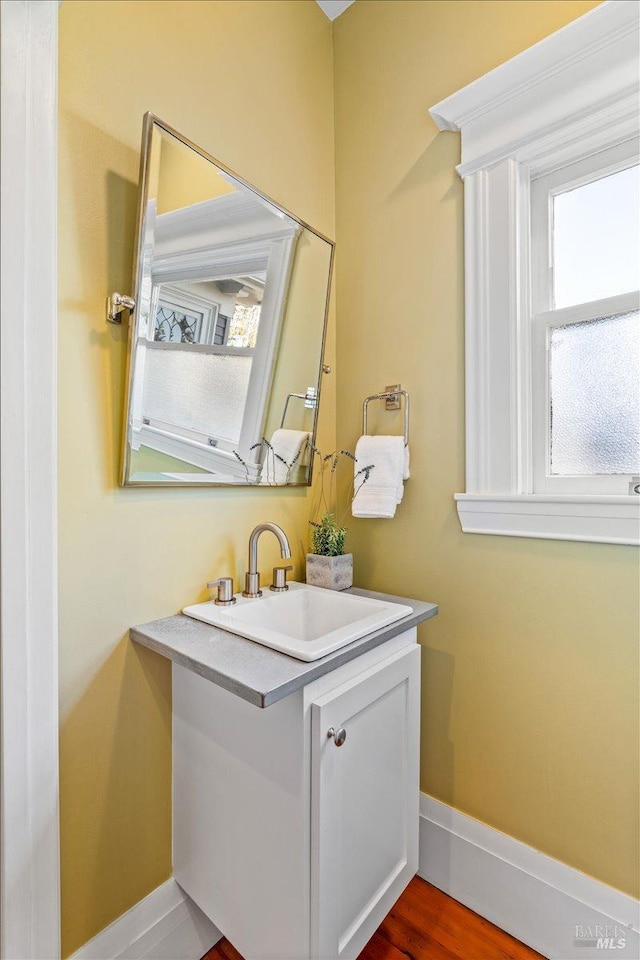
[173,628,420,960]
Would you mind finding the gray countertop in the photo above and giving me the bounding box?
[131,587,438,708]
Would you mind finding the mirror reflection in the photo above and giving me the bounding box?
[122,114,333,486]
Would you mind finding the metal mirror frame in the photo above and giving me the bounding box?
[119,112,335,487]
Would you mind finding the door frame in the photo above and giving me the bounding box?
[0,1,60,957]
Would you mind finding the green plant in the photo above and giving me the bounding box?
[310,512,347,557]
[308,448,374,555]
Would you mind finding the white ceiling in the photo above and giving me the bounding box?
[315,0,355,21]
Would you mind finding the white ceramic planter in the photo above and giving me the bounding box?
[306,553,353,591]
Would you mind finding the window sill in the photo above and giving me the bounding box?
[454,494,639,546]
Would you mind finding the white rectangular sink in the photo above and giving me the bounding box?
[182,582,413,662]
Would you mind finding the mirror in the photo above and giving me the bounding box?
[119,114,333,486]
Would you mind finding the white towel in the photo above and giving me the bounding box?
[352,436,408,518]
[261,429,310,484]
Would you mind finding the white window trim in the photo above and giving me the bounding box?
[132,423,261,481]
[429,0,640,546]
[126,192,300,482]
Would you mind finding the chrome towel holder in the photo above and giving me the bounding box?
[362,384,410,446]
[279,388,317,429]
[279,366,331,429]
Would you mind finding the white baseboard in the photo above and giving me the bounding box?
[71,798,640,960]
[70,878,221,960]
[419,793,640,960]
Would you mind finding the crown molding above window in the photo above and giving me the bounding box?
[429,0,640,178]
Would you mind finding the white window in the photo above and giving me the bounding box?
[152,285,222,345]
[530,143,640,496]
[429,0,640,545]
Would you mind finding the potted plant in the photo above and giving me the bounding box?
[306,449,373,590]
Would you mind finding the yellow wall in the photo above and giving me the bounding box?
[58,1,334,954]
[333,0,639,898]
[156,132,236,214]
[263,230,334,444]
[59,2,639,954]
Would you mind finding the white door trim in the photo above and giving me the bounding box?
[0,1,60,958]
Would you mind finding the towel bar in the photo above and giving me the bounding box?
[279,388,317,428]
[362,386,410,446]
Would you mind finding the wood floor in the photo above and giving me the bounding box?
[201,875,545,960]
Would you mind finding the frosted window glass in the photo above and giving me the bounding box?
[553,165,640,309]
[549,311,640,475]
[142,348,252,443]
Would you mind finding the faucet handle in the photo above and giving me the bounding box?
[207,577,236,606]
[270,565,293,593]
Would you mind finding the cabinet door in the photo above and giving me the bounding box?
[311,645,420,960]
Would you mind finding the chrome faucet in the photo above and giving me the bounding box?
[243,522,292,598]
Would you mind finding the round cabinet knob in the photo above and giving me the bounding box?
[327,726,347,747]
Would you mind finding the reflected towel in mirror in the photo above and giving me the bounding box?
[261,429,311,484]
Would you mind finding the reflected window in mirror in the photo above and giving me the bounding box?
[120,114,334,486]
